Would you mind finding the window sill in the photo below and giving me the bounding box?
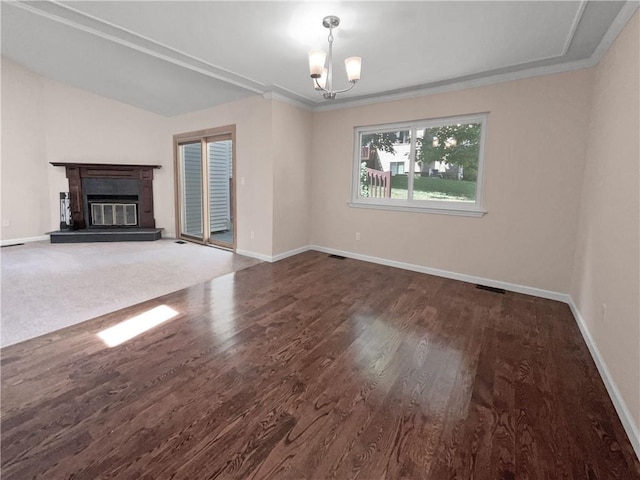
[347,202,487,217]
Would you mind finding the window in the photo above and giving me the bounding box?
[351,113,488,216]
[390,162,405,176]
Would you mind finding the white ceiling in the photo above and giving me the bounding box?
[2,1,637,116]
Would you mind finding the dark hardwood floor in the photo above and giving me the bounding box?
[1,251,638,479]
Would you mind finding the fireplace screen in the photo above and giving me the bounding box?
[91,203,137,226]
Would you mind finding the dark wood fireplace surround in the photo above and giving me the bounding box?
[49,163,162,243]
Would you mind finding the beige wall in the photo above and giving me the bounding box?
[1,58,172,239]
[42,71,172,235]
[310,70,593,293]
[571,13,640,430]
[1,58,312,256]
[0,60,599,289]
[1,59,50,240]
[167,96,275,256]
[272,101,312,255]
[162,97,312,257]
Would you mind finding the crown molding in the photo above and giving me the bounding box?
[312,57,597,113]
[562,0,589,56]
[311,1,639,113]
[262,84,315,110]
[10,0,639,115]
[10,0,266,95]
[590,0,639,64]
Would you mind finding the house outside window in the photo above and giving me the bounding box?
[351,113,488,217]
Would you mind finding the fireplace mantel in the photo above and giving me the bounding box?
[50,163,161,230]
[50,162,162,170]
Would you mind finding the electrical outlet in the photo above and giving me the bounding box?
[241,177,245,186]
[355,232,361,241]
[600,303,607,322]
[2,220,10,227]
[250,230,255,239]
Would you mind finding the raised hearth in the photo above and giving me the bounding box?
[49,228,163,243]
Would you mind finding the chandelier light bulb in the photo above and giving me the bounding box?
[344,57,361,82]
[308,50,326,78]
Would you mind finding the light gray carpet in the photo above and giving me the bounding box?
[0,239,261,347]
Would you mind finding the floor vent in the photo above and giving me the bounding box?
[175,240,187,244]
[1,243,24,248]
[476,284,506,294]
[328,254,346,260]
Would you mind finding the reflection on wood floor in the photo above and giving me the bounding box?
[1,251,639,479]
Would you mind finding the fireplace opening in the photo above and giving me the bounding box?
[88,194,139,227]
[91,203,137,226]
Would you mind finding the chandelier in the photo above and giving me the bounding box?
[308,16,361,100]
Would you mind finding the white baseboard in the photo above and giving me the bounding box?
[568,298,640,459]
[310,244,569,302]
[235,249,274,262]
[236,245,311,263]
[0,235,49,247]
[271,245,312,262]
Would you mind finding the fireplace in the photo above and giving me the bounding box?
[49,163,162,242]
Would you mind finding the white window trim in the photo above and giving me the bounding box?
[350,113,489,217]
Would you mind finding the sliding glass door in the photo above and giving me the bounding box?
[179,142,204,241]
[175,127,235,250]
[207,138,234,248]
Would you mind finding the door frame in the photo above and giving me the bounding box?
[173,124,237,251]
